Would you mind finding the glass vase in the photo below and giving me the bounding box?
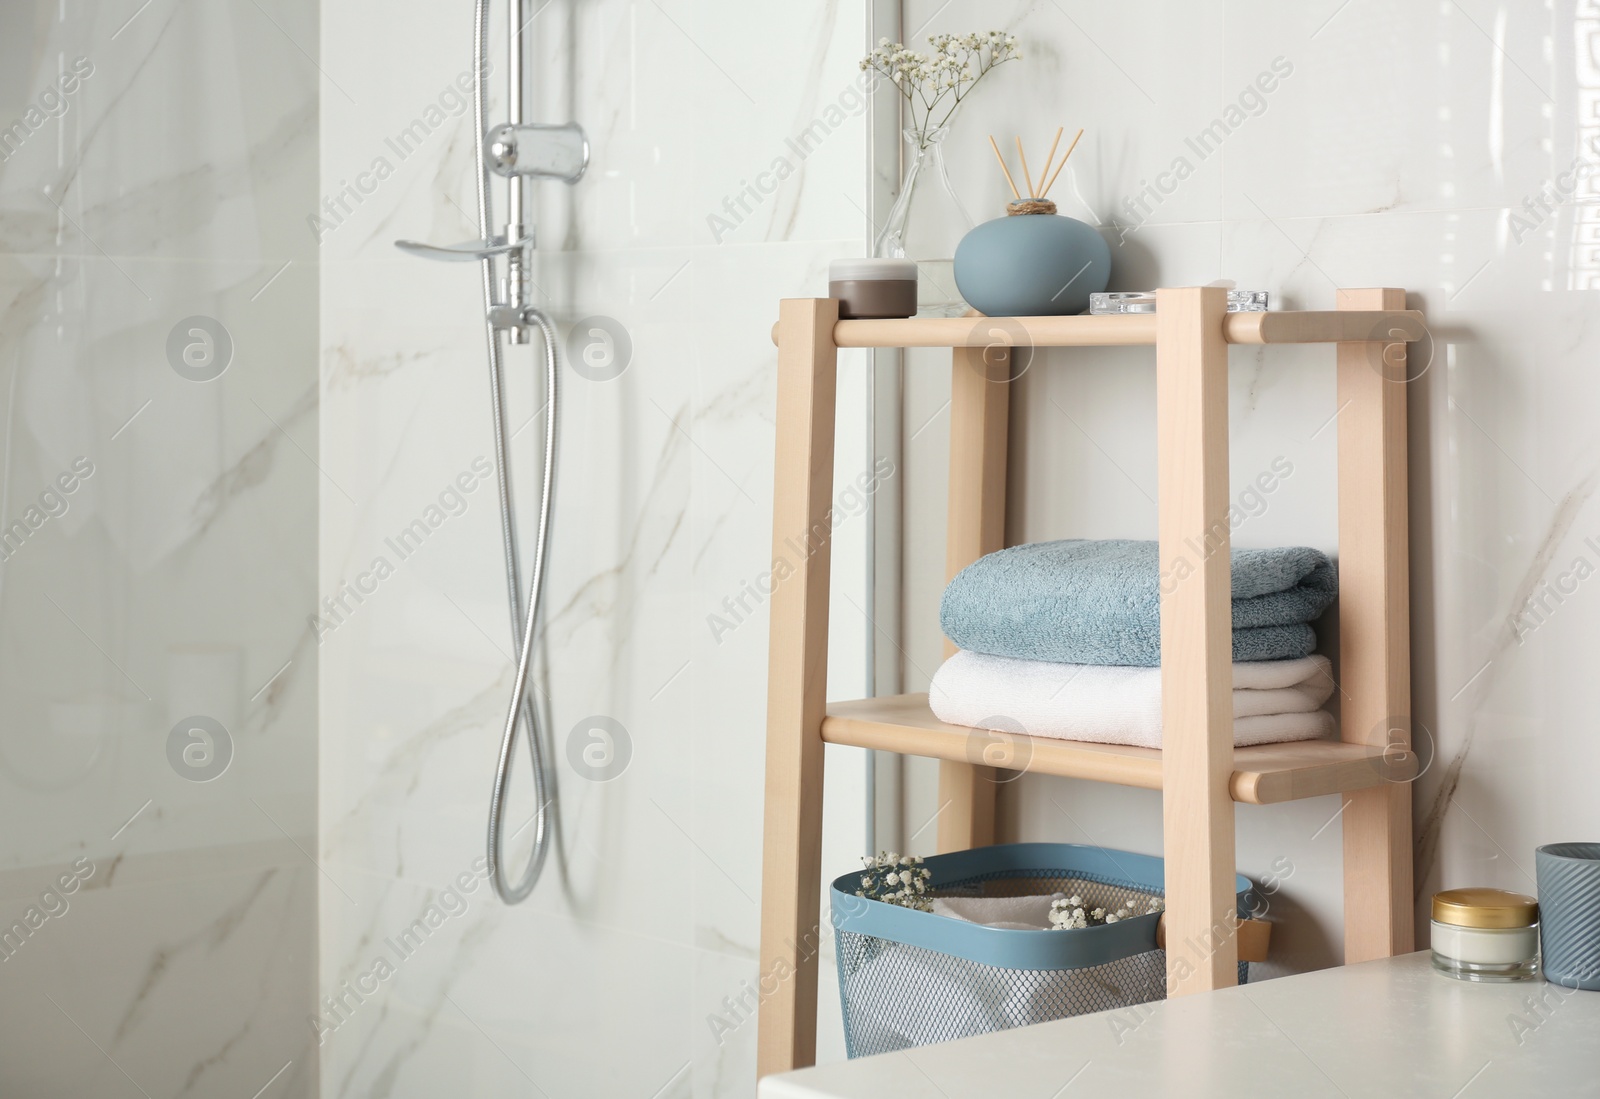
[874,125,975,317]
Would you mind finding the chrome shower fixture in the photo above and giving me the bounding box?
[395,120,588,342]
[486,122,589,183]
[394,0,589,905]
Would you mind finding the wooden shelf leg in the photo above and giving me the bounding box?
[757,299,839,1078]
[1156,286,1239,995]
[1336,288,1415,962]
[936,342,1010,853]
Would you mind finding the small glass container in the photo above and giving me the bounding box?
[1088,290,1269,314]
[829,258,917,320]
[1431,888,1539,982]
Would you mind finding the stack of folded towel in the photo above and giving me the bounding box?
[930,539,1339,749]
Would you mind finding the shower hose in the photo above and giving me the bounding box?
[473,0,555,905]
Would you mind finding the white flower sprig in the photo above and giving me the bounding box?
[857,851,933,912]
[1048,894,1165,930]
[860,31,1021,144]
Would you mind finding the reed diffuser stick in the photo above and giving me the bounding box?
[1040,128,1084,198]
[1036,126,1065,195]
[1015,135,1035,197]
[987,135,1022,201]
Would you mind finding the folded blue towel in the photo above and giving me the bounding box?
[940,539,1337,667]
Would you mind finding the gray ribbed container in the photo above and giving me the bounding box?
[1536,842,1600,991]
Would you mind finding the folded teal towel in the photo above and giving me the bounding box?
[940,539,1337,667]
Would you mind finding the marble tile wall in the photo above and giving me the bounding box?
[13,1,1575,1093]
[0,0,320,1096]
[894,0,1600,980]
[316,2,873,1094]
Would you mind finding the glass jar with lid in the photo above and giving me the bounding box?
[1431,888,1539,982]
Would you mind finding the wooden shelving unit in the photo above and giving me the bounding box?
[756,287,1424,1078]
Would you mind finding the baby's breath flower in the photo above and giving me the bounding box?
[857,851,933,912]
[858,30,1021,144]
[1049,892,1165,931]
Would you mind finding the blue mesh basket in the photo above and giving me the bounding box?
[831,842,1256,1057]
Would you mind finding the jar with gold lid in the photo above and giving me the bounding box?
[1431,888,1540,982]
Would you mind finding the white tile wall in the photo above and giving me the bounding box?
[895,0,1600,981]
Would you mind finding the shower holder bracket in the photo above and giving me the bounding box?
[487,121,590,182]
[488,304,547,332]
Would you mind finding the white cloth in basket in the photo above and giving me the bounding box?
[929,893,1061,931]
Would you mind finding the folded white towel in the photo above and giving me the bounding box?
[929,651,1336,749]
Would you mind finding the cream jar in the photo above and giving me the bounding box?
[828,258,916,319]
[1431,888,1539,982]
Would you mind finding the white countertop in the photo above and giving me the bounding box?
[760,952,1600,1098]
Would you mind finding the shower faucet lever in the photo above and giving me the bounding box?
[393,234,532,263]
[394,236,543,338]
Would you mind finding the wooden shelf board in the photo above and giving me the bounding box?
[770,308,1426,350]
[821,694,1417,806]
